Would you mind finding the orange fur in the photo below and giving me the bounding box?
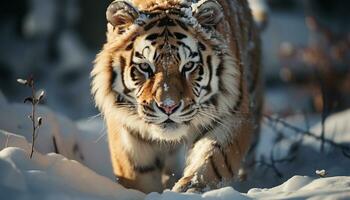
[92,0,262,193]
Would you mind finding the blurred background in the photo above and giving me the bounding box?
[0,0,349,120]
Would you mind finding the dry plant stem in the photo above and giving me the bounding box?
[256,120,298,178]
[264,114,350,157]
[315,70,329,153]
[30,81,38,158]
[255,154,296,178]
[5,134,10,148]
[18,76,44,159]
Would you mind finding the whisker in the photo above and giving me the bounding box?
[94,122,107,143]
[86,113,102,122]
[200,105,250,119]
[197,111,232,133]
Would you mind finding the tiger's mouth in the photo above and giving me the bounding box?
[159,119,179,130]
[137,100,197,129]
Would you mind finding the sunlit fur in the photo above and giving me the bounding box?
[93,10,239,142]
[91,0,262,193]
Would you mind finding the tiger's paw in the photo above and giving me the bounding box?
[172,175,206,193]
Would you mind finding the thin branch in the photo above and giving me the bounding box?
[30,77,37,158]
[254,154,296,178]
[5,134,10,148]
[17,76,45,158]
[263,114,350,155]
[315,69,329,152]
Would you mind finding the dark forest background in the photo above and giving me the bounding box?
[0,0,349,119]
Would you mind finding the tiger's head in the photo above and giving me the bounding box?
[92,0,240,141]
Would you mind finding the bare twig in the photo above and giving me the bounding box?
[17,76,45,158]
[255,122,298,178]
[264,114,350,157]
[302,110,310,131]
[314,69,329,152]
[5,134,10,148]
[255,153,296,178]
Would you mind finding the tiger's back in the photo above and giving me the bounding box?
[91,0,262,193]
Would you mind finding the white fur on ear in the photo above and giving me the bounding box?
[192,0,223,26]
[106,0,139,27]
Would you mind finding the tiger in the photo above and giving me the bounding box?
[91,0,263,193]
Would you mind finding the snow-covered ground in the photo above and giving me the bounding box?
[1,90,350,200]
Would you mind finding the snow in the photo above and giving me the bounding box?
[247,176,350,199]
[0,147,145,200]
[1,91,350,199]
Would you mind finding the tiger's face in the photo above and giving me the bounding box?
[125,17,218,129]
[93,0,239,141]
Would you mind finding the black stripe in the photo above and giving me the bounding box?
[145,33,159,41]
[124,125,159,145]
[202,56,213,96]
[176,52,181,61]
[134,165,157,173]
[174,32,187,40]
[130,67,138,82]
[213,143,234,177]
[206,56,213,91]
[119,56,131,95]
[92,88,99,98]
[175,19,188,31]
[155,157,164,169]
[191,52,199,58]
[210,156,222,180]
[144,112,158,118]
[212,142,221,149]
[198,42,206,51]
[144,20,158,31]
[193,88,200,97]
[134,157,164,173]
[217,60,229,95]
[221,150,234,177]
[135,51,144,59]
[131,35,137,42]
[109,57,116,87]
[159,28,173,38]
[143,104,155,112]
[117,28,125,35]
[153,51,158,60]
[198,64,204,76]
[158,17,176,27]
[111,70,117,86]
[125,42,133,51]
[233,80,243,111]
[207,95,218,107]
[116,94,126,103]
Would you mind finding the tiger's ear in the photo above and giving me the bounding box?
[192,0,223,26]
[106,0,139,27]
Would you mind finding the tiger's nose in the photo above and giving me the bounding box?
[156,98,179,115]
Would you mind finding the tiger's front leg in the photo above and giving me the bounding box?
[172,129,253,193]
[107,120,164,193]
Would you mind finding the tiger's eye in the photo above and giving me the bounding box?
[183,62,194,70]
[140,63,150,71]
[137,63,153,77]
[182,62,197,76]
